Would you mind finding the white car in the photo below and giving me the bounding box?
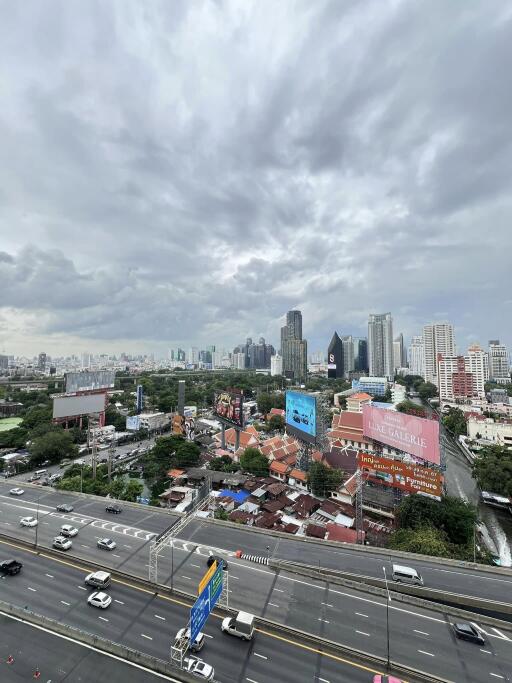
[10,488,24,496]
[97,538,116,551]
[175,627,204,652]
[53,535,72,551]
[20,516,38,527]
[183,657,214,681]
[60,524,78,538]
[87,591,112,609]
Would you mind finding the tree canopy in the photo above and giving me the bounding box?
[442,407,467,437]
[472,444,512,497]
[239,447,269,476]
[308,462,343,497]
[30,431,78,465]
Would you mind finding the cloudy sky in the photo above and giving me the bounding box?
[1,0,511,359]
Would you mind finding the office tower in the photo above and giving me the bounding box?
[466,343,489,398]
[353,338,368,373]
[341,335,355,378]
[177,348,186,362]
[188,347,199,364]
[488,340,510,382]
[233,352,246,370]
[393,334,406,370]
[37,352,47,371]
[271,354,283,376]
[423,322,455,385]
[0,355,8,371]
[408,336,425,377]
[281,309,307,381]
[368,313,394,380]
[327,332,343,379]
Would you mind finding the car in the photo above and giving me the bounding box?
[40,460,51,467]
[87,591,112,609]
[182,656,214,681]
[60,524,78,538]
[9,488,24,496]
[452,622,485,645]
[175,627,205,653]
[56,503,74,513]
[206,555,228,571]
[0,559,23,576]
[85,571,111,589]
[20,516,38,527]
[97,538,116,551]
[373,676,404,683]
[53,536,72,551]
[27,474,40,482]
[105,504,122,514]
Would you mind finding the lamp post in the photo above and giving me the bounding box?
[35,493,40,548]
[266,545,270,563]
[171,537,174,592]
[383,566,391,671]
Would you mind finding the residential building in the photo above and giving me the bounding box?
[467,416,512,447]
[368,313,394,380]
[341,335,355,378]
[188,347,199,364]
[438,355,472,401]
[393,334,407,371]
[327,332,343,379]
[466,343,489,399]
[391,382,406,405]
[0,354,8,371]
[138,412,169,431]
[488,340,510,383]
[351,376,388,397]
[346,392,372,413]
[423,322,456,385]
[281,309,308,382]
[353,338,368,373]
[233,353,246,370]
[37,352,47,372]
[489,388,509,404]
[270,354,283,376]
[408,336,425,377]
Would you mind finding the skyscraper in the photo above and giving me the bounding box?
[353,338,368,373]
[38,352,47,371]
[327,332,343,379]
[281,309,307,382]
[368,313,394,380]
[466,343,489,398]
[488,340,510,383]
[408,336,425,377]
[393,334,407,370]
[341,335,355,378]
[423,322,456,385]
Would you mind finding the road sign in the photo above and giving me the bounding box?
[198,561,217,595]
[190,564,224,642]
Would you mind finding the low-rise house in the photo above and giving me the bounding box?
[325,523,361,544]
[269,461,290,481]
[292,493,321,518]
[305,523,326,539]
[288,468,308,490]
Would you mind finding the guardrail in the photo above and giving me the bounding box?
[0,530,485,683]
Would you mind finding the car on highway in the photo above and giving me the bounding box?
[182,656,214,681]
[0,559,23,576]
[27,474,40,482]
[9,487,24,496]
[87,591,112,609]
[452,622,485,645]
[20,516,38,527]
[105,504,122,514]
[53,536,72,551]
[56,503,74,513]
[97,538,116,551]
[60,524,78,538]
[206,555,228,571]
[85,571,111,589]
[175,627,205,653]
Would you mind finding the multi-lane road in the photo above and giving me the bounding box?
[1,482,512,681]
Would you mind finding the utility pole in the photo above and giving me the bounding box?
[383,566,391,671]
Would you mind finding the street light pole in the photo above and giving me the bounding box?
[35,493,40,548]
[383,566,391,671]
[171,538,174,592]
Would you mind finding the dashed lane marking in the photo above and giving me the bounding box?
[356,613,368,618]
[414,630,429,636]
[154,615,166,621]
[61,601,70,606]
[253,653,267,660]
[418,650,435,657]
[356,631,370,637]
[141,634,153,640]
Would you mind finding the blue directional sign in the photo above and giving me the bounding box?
[190,565,224,642]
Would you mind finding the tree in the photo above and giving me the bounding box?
[267,414,285,431]
[308,462,343,497]
[239,448,269,476]
[395,494,477,546]
[107,479,125,499]
[417,382,438,401]
[257,393,273,416]
[105,405,127,432]
[472,445,512,497]
[396,400,427,418]
[30,431,78,465]
[21,405,53,430]
[389,526,451,557]
[121,479,144,502]
[442,407,467,437]
[209,456,239,473]
[214,508,229,521]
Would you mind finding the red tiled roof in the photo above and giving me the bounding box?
[270,461,290,474]
[167,468,186,478]
[283,453,297,466]
[338,412,364,430]
[272,447,287,460]
[329,429,369,443]
[305,523,326,539]
[348,392,372,401]
[343,473,359,496]
[289,468,307,482]
[269,408,285,417]
[325,523,361,543]
[281,522,300,534]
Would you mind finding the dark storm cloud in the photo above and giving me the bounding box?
[0,0,511,355]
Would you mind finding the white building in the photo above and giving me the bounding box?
[391,383,406,405]
[437,355,465,401]
[270,354,283,376]
[233,353,246,370]
[488,340,510,383]
[393,333,407,371]
[368,313,394,380]
[466,343,489,399]
[467,416,512,447]
[139,412,169,431]
[423,322,456,385]
[408,336,425,377]
[342,336,355,378]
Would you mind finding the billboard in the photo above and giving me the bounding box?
[362,405,440,465]
[65,370,115,394]
[213,391,244,428]
[285,391,317,444]
[172,414,185,435]
[357,452,443,498]
[126,416,141,431]
[53,393,107,419]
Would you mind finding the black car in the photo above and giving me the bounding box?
[452,622,485,645]
[105,504,122,514]
[0,559,23,576]
[56,503,74,513]
[206,555,228,571]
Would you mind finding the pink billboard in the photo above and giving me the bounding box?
[362,405,440,465]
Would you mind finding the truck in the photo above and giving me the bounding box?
[221,611,255,641]
[0,559,23,576]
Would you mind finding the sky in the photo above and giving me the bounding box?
[1,0,511,359]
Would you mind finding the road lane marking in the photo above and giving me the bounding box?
[123,545,132,549]
[418,650,435,657]
[78,586,87,591]
[492,628,511,641]
[356,631,370,636]
[98,616,108,622]
[61,601,71,606]
[318,618,330,624]
[141,634,153,640]
[190,564,200,568]
[432,568,512,584]
[490,675,504,680]
[253,653,267,659]
[45,574,54,578]
[230,575,239,579]
[181,575,192,580]
[414,630,429,636]
[318,678,330,683]
[80,544,89,548]
[321,603,333,608]
[112,554,121,558]
[27,587,36,592]
[154,614,166,620]
[274,588,284,592]
[114,600,124,605]
[356,613,368,618]
[480,649,492,654]
[246,679,260,683]
[203,634,213,639]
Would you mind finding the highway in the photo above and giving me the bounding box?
[1,488,512,681]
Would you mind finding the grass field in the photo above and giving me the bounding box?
[0,417,22,432]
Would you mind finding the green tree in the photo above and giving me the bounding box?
[308,462,343,497]
[209,456,239,473]
[267,414,285,431]
[214,508,229,521]
[472,445,512,497]
[389,526,451,557]
[30,431,78,465]
[105,405,127,431]
[21,405,53,430]
[107,479,125,499]
[121,479,144,502]
[417,382,438,401]
[239,447,269,476]
[257,393,273,415]
[396,400,427,418]
[395,494,477,546]
[442,407,467,437]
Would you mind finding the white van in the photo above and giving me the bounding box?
[35,469,48,477]
[391,564,424,586]
[221,611,255,641]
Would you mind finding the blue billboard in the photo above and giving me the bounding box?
[285,391,317,444]
[190,564,223,642]
[126,416,141,431]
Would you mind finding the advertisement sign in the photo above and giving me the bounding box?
[362,405,440,465]
[190,564,223,643]
[52,393,107,419]
[357,452,443,498]
[65,370,115,394]
[126,416,141,431]
[285,391,317,444]
[213,391,244,428]
[172,414,185,435]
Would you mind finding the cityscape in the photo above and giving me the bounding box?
[1,3,512,683]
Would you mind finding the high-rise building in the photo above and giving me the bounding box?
[233,337,275,370]
[353,338,368,373]
[281,309,307,382]
[0,355,8,371]
[327,332,343,379]
[393,334,406,371]
[233,353,246,370]
[368,313,394,380]
[271,354,283,376]
[438,355,472,401]
[37,352,47,371]
[341,335,355,378]
[188,347,199,364]
[488,340,510,383]
[423,322,455,385]
[408,336,425,377]
[466,343,489,398]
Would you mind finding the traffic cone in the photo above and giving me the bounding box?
[33,668,41,679]
[6,654,14,664]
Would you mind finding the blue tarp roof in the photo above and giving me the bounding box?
[219,488,250,504]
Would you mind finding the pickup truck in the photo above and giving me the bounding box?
[0,559,23,576]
